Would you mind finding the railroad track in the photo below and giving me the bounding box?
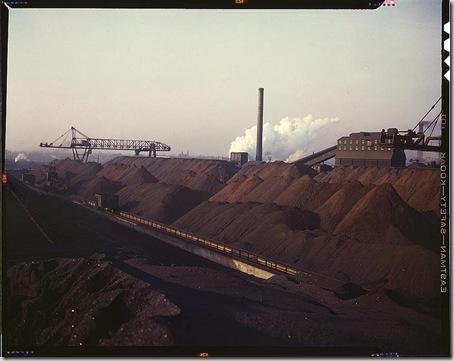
[9,175,341,285]
[86,201,341,285]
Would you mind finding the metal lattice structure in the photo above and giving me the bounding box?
[40,126,171,162]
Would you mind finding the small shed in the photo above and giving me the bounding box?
[94,193,119,210]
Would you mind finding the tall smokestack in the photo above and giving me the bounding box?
[256,88,264,161]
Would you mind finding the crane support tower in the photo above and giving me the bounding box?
[40,126,171,162]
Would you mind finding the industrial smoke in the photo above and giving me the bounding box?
[15,153,29,163]
[229,115,339,162]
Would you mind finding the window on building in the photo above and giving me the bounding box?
[343,146,347,150]
[356,140,359,144]
[374,146,378,151]
[361,140,365,145]
[338,146,342,150]
[361,146,365,150]
[355,146,358,150]
[387,148,391,151]
[374,139,378,144]
[350,140,353,144]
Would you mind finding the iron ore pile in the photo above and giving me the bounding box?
[7,257,180,346]
[9,156,441,350]
[31,157,238,223]
[177,162,440,299]
[31,157,440,300]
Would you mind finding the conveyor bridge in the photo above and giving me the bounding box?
[292,145,337,166]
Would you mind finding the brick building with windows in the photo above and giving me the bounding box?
[335,130,406,167]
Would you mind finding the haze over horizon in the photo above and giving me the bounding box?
[6,0,441,160]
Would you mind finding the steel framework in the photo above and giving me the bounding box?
[40,126,171,162]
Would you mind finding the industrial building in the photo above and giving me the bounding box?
[335,130,406,167]
[230,152,249,167]
[45,171,58,187]
[293,97,442,169]
[21,173,35,186]
[312,163,333,173]
[95,193,119,210]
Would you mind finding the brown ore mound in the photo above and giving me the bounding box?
[210,161,316,203]
[96,163,159,186]
[32,158,103,191]
[314,166,440,214]
[334,183,437,248]
[53,158,103,187]
[6,257,180,347]
[75,176,124,200]
[174,162,440,299]
[34,157,232,223]
[117,182,210,223]
[174,200,439,299]
[32,158,440,300]
[315,181,374,232]
[103,156,239,194]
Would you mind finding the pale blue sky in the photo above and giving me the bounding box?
[6,0,442,156]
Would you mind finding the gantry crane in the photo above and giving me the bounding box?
[40,126,171,162]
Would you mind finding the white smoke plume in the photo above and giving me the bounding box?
[229,115,339,162]
[14,153,29,163]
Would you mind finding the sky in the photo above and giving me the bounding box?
[6,0,442,160]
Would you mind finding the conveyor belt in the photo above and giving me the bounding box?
[292,145,337,166]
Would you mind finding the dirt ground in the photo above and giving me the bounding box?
[3,178,446,356]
